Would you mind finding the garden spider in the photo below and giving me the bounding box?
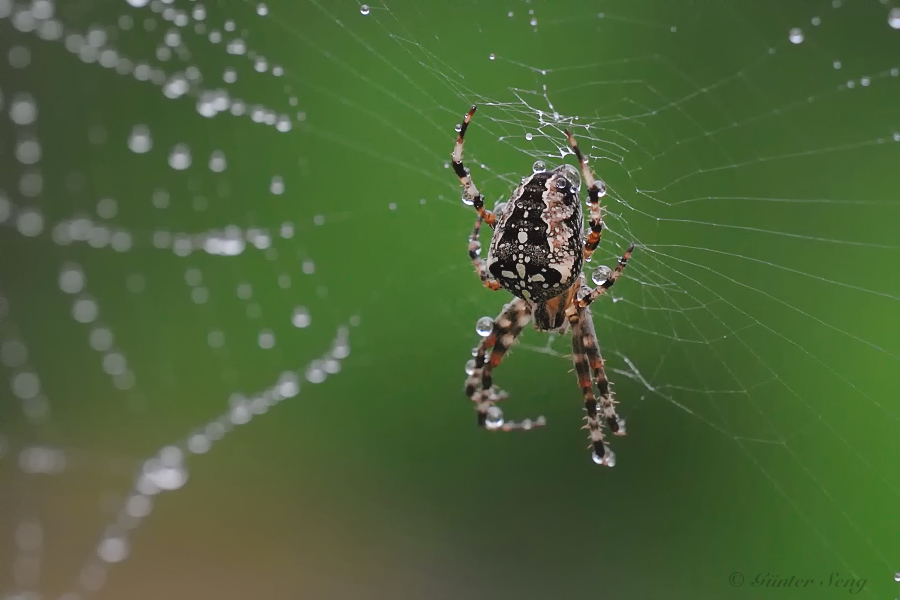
[453,105,635,466]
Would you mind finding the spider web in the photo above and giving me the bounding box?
[1,0,899,599]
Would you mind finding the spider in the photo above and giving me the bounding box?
[452,105,635,466]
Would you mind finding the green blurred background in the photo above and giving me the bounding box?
[1,0,899,598]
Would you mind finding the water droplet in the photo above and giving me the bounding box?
[532,160,545,173]
[525,132,534,141]
[811,16,821,26]
[485,406,504,429]
[591,265,612,286]
[360,4,370,15]
[493,201,507,216]
[592,446,615,467]
[555,176,569,190]
[461,192,474,207]
[890,7,900,29]
[557,164,581,190]
[168,143,191,170]
[833,60,842,69]
[596,180,608,198]
[465,359,476,375]
[789,27,804,44]
[257,3,268,16]
[469,240,481,255]
[489,53,496,60]
[615,418,626,435]
[475,316,494,336]
[893,571,899,582]
[292,306,311,328]
[529,17,537,27]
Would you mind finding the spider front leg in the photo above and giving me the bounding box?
[565,129,605,261]
[571,301,625,467]
[465,298,546,431]
[453,105,496,228]
[576,243,635,309]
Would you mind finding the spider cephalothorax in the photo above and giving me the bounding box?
[452,105,635,466]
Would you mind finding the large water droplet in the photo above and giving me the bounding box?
[485,406,504,429]
[360,4,370,15]
[461,192,474,207]
[475,316,493,336]
[558,164,581,190]
[591,265,612,286]
[532,160,545,173]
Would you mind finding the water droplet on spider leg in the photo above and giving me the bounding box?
[454,123,462,133]
[591,265,612,286]
[465,359,476,375]
[493,201,506,216]
[596,179,608,198]
[532,160,546,173]
[475,316,494,337]
[615,417,626,435]
[360,4,370,15]
[555,176,569,190]
[789,27,804,44]
[460,192,475,207]
[469,240,481,255]
[485,406,504,429]
[592,446,616,467]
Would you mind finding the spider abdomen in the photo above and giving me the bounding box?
[487,171,583,304]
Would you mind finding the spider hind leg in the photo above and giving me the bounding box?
[465,298,546,432]
[571,301,624,466]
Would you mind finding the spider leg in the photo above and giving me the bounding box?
[468,214,502,291]
[465,298,546,431]
[453,105,496,228]
[572,300,625,467]
[571,305,615,466]
[564,129,605,261]
[576,243,635,309]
